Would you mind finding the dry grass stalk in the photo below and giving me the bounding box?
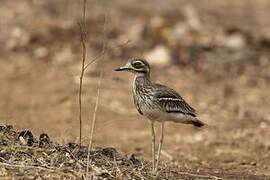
[89,71,103,151]
[78,0,107,177]
[78,0,107,146]
[86,70,103,178]
[78,0,87,146]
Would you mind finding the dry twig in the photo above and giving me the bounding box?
[78,0,87,146]
[78,0,107,146]
[89,71,103,151]
[86,70,103,178]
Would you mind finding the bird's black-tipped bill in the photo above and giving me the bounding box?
[114,66,129,71]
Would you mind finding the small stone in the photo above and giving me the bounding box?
[39,133,50,147]
[6,27,30,50]
[224,33,246,50]
[18,130,34,146]
[19,136,27,146]
[260,122,267,129]
[144,45,171,66]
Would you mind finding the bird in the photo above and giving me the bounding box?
[114,58,205,174]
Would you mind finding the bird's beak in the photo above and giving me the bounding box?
[114,65,131,71]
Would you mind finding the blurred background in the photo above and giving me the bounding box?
[0,0,269,176]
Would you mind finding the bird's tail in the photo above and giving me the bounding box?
[192,118,206,127]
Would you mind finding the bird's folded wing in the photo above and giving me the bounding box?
[153,85,196,116]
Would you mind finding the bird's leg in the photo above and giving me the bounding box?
[155,121,164,173]
[150,120,156,172]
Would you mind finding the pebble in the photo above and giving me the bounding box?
[144,45,171,66]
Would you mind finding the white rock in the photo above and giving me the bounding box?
[260,122,267,129]
[144,45,171,66]
[19,136,27,146]
[224,33,246,50]
[6,27,30,50]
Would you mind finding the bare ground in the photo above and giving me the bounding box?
[0,125,268,179]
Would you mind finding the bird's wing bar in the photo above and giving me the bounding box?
[153,85,196,116]
[157,97,196,116]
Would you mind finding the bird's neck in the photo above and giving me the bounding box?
[134,73,151,87]
[135,72,150,79]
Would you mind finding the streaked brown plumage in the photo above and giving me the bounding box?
[133,75,204,126]
[115,58,205,173]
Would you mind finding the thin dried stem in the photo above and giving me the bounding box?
[90,71,103,150]
[86,71,103,177]
[78,0,87,146]
[78,0,108,146]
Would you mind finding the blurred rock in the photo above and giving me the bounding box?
[223,33,246,50]
[33,47,49,58]
[18,130,34,146]
[259,122,267,129]
[6,27,31,50]
[150,16,165,29]
[144,45,171,66]
[172,22,189,40]
[148,16,174,44]
[39,133,50,147]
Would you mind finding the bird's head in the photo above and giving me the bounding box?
[115,58,150,77]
